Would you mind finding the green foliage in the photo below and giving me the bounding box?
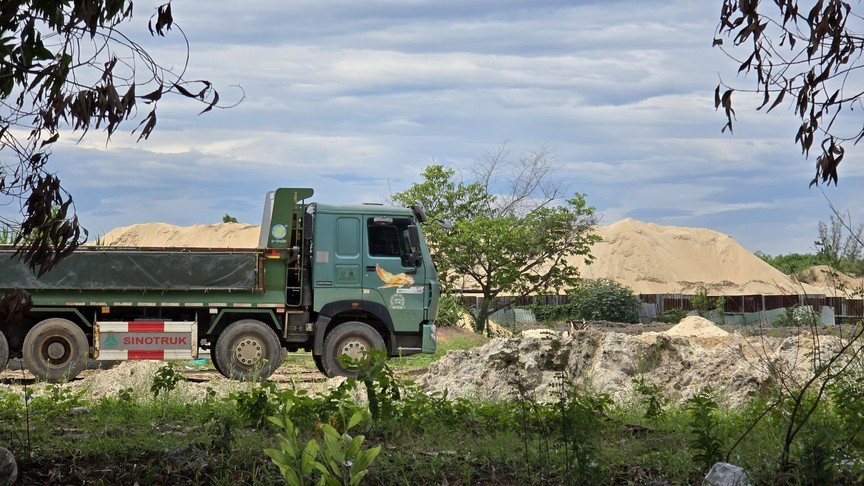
[151,363,181,399]
[0,0,221,273]
[691,288,725,321]
[773,305,819,327]
[151,363,181,417]
[222,214,239,223]
[556,379,613,482]
[29,384,86,418]
[686,388,724,472]
[229,381,280,429]
[265,403,381,486]
[353,349,402,423]
[393,159,599,335]
[756,250,825,274]
[656,308,687,324]
[569,278,642,323]
[633,377,667,419]
[435,292,463,327]
[524,278,642,324]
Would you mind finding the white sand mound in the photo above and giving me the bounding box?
[97,217,830,296]
[568,218,824,295]
[666,316,729,338]
[792,265,864,297]
[98,222,260,248]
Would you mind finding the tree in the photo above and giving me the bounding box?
[222,214,239,223]
[394,145,600,335]
[714,0,863,186]
[1,1,228,274]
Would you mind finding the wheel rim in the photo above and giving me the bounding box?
[41,336,71,366]
[233,336,263,367]
[339,338,370,360]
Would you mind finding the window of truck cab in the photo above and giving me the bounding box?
[367,217,419,268]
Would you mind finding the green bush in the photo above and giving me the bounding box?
[435,292,463,327]
[522,279,642,324]
[568,278,642,324]
[656,308,687,324]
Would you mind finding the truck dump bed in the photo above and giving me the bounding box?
[0,247,261,291]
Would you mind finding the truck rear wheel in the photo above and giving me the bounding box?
[321,321,385,378]
[0,332,8,371]
[213,319,283,380]
[23,318,88,382]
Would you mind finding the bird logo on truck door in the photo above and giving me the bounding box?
[375,263,414,288]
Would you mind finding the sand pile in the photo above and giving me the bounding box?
[98,222,260,248]
[792,265,864,297]
[97,218,834,296]
[567,218,825,295]
[666,316,730,338]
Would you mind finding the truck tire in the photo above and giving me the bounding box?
[312,354,326,375]
[321,321,385,378]
[0,332,8,371]
[213,319,283,381]
[22,318,88,382]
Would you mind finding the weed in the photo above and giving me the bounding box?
[30,384,85,418]
[686,387,724,472]
[656,308,687,324]
[230,381,279,429]
[151,363,182,418]
[633,377,667,419]
[265,401,381,486]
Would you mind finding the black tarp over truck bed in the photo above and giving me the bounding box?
[0,247,260,291]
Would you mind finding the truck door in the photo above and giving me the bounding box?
[363,216,427,332]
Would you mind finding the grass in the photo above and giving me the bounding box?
[4,325,864,484]
[390,326,489,370]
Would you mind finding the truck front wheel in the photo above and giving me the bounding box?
[321,321,385,377]
[213,319,283,381]
[22,318,88,382]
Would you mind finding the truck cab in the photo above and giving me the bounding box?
[263,189,439,376]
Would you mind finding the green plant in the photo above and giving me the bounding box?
[656,307,687,324]
[348,349,404,423]
[230,381,279,429]
[29,384,86,418]
[773,305,819,327]
[686,388,724,471]
[633,377,667,419]
[568,278,642,323]
[265,402,381,486]
[151,363,182,417]
[556,378,612,483]
[435,291,463,327]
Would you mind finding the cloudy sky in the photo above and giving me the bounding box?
[33,0,864,255]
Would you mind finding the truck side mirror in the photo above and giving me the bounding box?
[406,225,423,267]
[407,225,420,249]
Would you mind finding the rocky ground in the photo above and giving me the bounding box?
[421,317,857,408]
[0,318,856,410]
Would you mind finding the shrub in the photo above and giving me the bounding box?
[656,308,687,324]
[568,278,642,324]
[435,292,463,327]
[773,305,820,327]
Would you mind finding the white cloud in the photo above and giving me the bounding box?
[4,0,859,257]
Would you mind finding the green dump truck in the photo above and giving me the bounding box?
[0,188,440,382]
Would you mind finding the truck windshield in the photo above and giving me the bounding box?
[367,217,419,268]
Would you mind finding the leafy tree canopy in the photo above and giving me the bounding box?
[394,145,600,335]
[714,0,863,186]
[1,0,227,274]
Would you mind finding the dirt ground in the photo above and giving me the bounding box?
[0,320,854,407]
